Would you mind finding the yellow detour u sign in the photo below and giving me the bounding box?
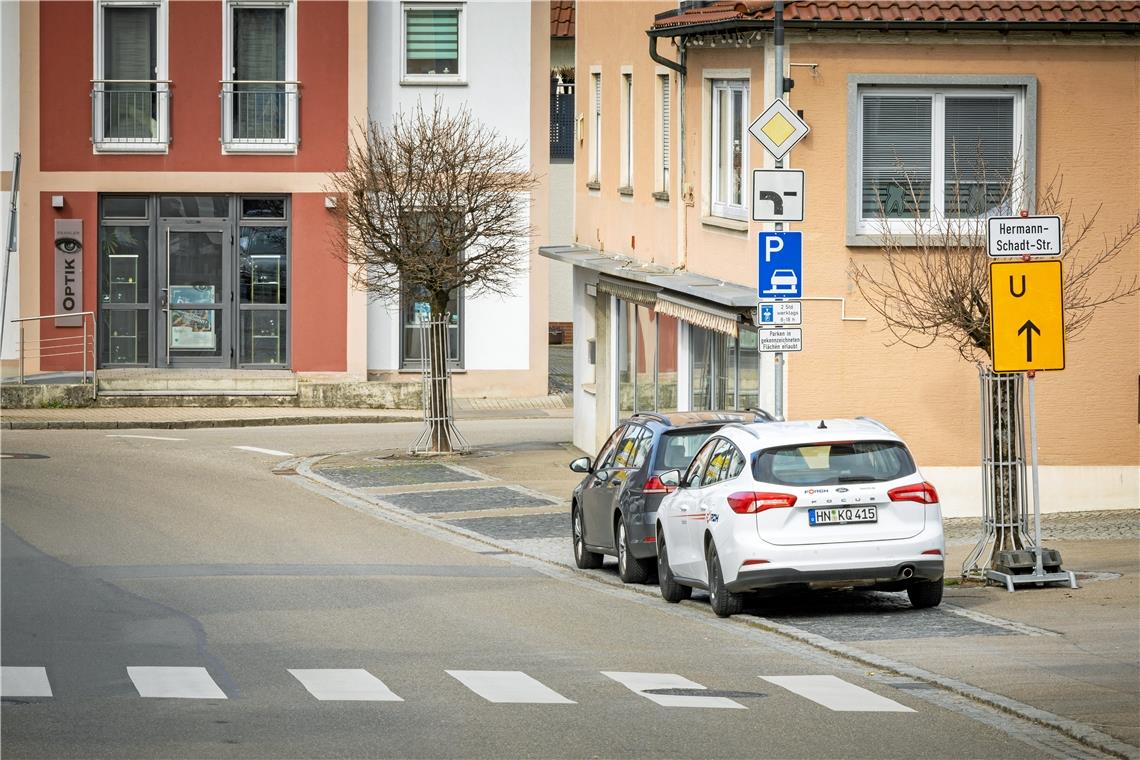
[989,260,1065,372]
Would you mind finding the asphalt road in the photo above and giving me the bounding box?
[0,421,1111,759]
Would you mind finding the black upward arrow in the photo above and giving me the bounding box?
[1018,320,1041,362]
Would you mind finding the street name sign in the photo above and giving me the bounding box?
[987,215,1062,258]
[757,231,803,299]
[748,100,810,161]
[752,169,804,222]
[757,300,802,326]
[758,328,802,353]
[989,260,1065,372]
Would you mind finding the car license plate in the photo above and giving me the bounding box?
[809,506,878,526]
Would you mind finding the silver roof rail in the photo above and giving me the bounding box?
[721,422,761,438]
[855,416,890,431]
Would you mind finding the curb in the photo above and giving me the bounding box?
[1,415,422,431]
[292,453,1138,760]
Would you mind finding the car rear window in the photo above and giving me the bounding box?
[753,440,916,486]
[653,427,719,472]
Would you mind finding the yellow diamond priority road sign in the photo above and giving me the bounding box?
[989,260,1065,372]
[749,99,810,161]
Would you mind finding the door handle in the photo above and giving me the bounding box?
[160,288,169,310]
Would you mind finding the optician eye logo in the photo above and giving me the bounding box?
[54,237,82,254]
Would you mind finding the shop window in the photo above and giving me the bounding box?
[690,324,760,411]
[400,286,462,369]
[402,3,464,84]
[238,222,289,366]
[93,1,169,152]
[100,221,151,366]
[616,300,680,415]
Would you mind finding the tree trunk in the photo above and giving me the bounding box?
[989,375,1024,565]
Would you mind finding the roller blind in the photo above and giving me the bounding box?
[104,7,156,81]
[406,9,459,74]
[661,75,670,180]
[944,97,1014,217]
[233,7,285,81]
[861,95,932,218]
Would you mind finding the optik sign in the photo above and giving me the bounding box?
[54,219,84,327]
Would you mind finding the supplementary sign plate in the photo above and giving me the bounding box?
[989,260,1064,372]
[752,169,804,222]
[758,328,802,353]
[757,301,801,326]
[987,215,1062,258]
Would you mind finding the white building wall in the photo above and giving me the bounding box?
[0,0,19,363]
[547,162,574,322]
[571,266,597,453]
[366,0,534,373]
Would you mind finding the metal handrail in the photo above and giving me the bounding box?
[219,80,301,85]
[10,311,98,399]
[91,80,171,148]
[91,79,173,84]
[219,80,301,148]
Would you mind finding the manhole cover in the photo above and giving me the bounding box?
[0,453,49,460]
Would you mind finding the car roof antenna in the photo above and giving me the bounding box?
[817,420,827,429]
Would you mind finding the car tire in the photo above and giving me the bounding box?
[907,578,944,609]
[572,503,603,569]
[616,517,654,584]
[706,542,745,618]
[657,531,692,603]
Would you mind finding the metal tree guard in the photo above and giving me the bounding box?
[963,366,1031,578]
[408,314,469,455]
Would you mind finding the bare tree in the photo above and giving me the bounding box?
[851,161,1139,569]
[330,100,537,452]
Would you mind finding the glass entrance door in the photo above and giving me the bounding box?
[159,226,231,367]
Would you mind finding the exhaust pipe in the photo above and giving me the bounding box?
[900,565,915,580]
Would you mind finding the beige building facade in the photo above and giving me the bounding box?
[541,0,1139,517]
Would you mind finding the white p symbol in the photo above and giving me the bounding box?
[764,235,784,263]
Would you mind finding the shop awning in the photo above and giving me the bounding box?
[540,244,756,337]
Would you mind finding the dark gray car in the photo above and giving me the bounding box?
[568,411,774,584]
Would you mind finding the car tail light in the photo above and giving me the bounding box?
[727,491,797,514]
[888,482,940,505]
[922,549,943,556]
[641,476,676,495]
[741,559,770,566]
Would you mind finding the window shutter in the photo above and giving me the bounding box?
[861,96,932,218]
[661,75,671,177]
[594,73,601,116]
[234,8,285,81]
[406,9,459,74]
[105,7,155,81]
[944,97,1014,217]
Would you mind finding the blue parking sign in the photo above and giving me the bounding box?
[758,231,803,299]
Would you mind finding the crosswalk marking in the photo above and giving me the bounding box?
[127,667,227,699]
[1,667,53,697]
[233,446,294,457]
[601,672,746,709]
[288,669,404,701]
[446,670,575,704]
[760,675,914,712]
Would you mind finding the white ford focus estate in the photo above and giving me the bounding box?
[655,418,945,617]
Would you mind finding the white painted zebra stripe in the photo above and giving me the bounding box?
[288,669,403,701]
[233,446,294,457]
[1,667,53,697]
[127,667,227,699]
[760,675,914,712]
[446,670,574,704]
[602,672,745,709]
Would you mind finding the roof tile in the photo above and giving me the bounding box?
[551,0,575,38]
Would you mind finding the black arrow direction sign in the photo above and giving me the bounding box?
[1018,319,1041,362]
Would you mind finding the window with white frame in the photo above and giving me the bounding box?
[857,86,1024,232]
[620,72,633,190]
[657,73,671,196]
[589,72,602,185]
[222,0,298,152]
[402,3,464,84]
[93,0,169,151]
[711,79,748,220]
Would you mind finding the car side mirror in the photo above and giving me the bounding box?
[569,456,592,474]
[659,469,681,489]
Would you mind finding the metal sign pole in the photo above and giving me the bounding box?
[1027,370,1044,576]
[772,0,785,419]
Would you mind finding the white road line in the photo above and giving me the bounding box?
[106,434,186,441]
[127,666,227,699]
[602,672,745,709]
[446,670,575,704]
[761,675,914,712]
[233,446,294,457]
[288,669,404,701]
[1,667,53,697]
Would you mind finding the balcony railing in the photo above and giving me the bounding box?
[220,80,300,152]
[550,79,574,161]
[91,80,172,152]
